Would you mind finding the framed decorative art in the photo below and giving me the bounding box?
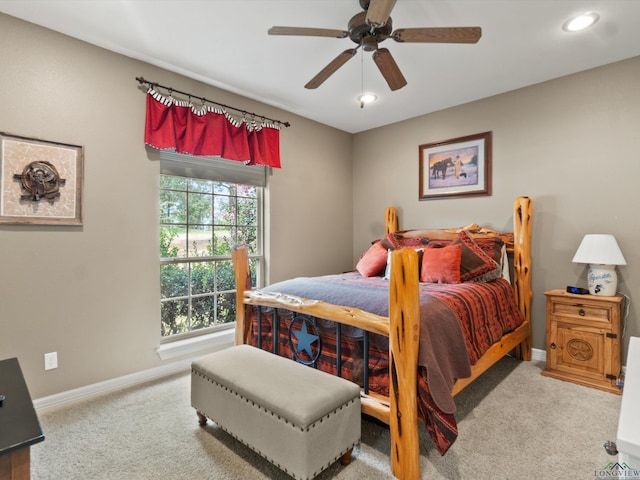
[0,132,84,225]
[419,131,492,200]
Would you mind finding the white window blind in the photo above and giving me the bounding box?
[159,150,267,187]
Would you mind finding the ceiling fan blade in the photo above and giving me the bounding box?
[393,27,482,44]
[268,26,348,38]
[366,0,397,26]
[305,49,358,89]
[372,48,407,91]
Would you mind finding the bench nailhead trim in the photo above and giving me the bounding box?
[199,415,358,480]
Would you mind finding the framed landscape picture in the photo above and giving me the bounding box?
[419,131,492,200]
[0,132,84,225]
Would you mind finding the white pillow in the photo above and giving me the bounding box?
[501,245,511,283]
[384,249,392,280]
[384,248,424,280]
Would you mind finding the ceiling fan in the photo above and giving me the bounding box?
[268,0,481,91]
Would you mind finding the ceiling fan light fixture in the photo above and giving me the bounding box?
[357,93,377,104]
[562,12,599,32]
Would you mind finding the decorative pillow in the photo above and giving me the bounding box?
[356,241,388,277]
[452,230,502,282]
[380,232,398,251]
[473,237,505,266]
[427,239,453,249]
[420,244,462,284]
[396,236,430,249]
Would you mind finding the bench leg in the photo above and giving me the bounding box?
[196,411,208,426]
[340,447,353,466]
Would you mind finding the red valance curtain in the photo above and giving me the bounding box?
[144,89,281,168]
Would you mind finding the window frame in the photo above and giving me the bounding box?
[159,167,264,343]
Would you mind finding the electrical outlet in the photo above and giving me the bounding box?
[44,352,58,370]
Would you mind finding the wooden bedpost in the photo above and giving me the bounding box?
[388,248,421,480]
[512,196,533,361]
[231,244,252,345]
[386,207,398,234]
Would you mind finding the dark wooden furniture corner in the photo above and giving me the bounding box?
[0,358,44,480]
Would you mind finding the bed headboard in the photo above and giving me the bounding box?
[384,198,532,253]
[384,196,533,338]
[387,224,515,251]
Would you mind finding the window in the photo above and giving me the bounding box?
[159,173,262,339]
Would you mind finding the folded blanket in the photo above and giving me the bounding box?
[264,273,471,414]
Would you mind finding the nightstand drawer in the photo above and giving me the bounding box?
[551,301,611,324]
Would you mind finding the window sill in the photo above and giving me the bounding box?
[156,328,235,361]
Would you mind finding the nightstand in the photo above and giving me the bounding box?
[542,289,623,394]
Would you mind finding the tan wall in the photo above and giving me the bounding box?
[353,56,640,359]
[2,11,638,399]
[0,13,353,398]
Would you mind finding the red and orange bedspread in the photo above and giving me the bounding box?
[247,271,524,454]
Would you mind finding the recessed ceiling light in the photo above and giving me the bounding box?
[357,93,377,108]
[563,12,600,32]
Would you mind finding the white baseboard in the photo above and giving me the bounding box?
[532,347,546,363]
[34,331,235,411]
[33,358,192,411]
[33,343,549,412]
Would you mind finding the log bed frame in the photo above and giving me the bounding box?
[231,196,533,480]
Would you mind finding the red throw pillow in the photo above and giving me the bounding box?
[453,230,502,282]
[420,244,462,284]
[356,241,388,277]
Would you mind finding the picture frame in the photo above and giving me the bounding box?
[419,131,492,200]
[0,132,84,225]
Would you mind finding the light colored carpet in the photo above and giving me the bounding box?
[31,356,621,479]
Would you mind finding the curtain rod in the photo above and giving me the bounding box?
[136,76,291,128]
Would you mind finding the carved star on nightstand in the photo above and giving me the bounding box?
[567,338,593,361]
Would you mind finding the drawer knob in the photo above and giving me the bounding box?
[579,309,586,316]
[550,342,557,349]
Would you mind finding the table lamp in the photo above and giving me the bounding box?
[572,234,626,296]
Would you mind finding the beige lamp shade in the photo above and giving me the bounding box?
[572,234,627,266]
[572,234,626,296]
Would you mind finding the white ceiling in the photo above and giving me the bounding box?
[2,0,640,133]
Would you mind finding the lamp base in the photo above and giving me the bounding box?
[588,264,618,296]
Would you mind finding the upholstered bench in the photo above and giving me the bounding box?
[191,344,361,480]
